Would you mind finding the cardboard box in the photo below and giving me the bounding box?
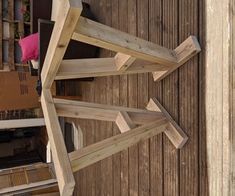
[0,71,39,110]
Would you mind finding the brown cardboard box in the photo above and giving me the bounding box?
[0,71,39,110]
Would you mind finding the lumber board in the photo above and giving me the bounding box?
[56,58,169,80]
[41,0,82,89]
[115,111,136,133]
[153,36,201,81]
[111,1,122,195]
[41,90,75,196]
[0,118,45,129]
[137,1,150,195]
[0,179,57,195]
[54,98,164,124]
[147,98,188,148]
[179,0,199,195]
[126,1,139,195]
[117,3,129,194]
[114,53,136,71]
[162,1,179,195]
[148,0,164,195]
[72,17,178,65]
[69,118,168,172]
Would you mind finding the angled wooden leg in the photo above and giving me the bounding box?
[152,36,201,82]
[41,90,75,196]
[41,0,83,89]
[69,118,168,172]
[146,98,188,149]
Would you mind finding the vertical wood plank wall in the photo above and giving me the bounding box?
[72,0,208,195]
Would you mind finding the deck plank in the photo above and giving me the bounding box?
[148,0,164,195]
[179,0,199,195]
[127,1,139,196]
[162,0,179,196]
[118,1,129,195]
[137,1,150,196]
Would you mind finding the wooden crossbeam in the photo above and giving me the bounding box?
[152,36,201,81]
[0,179,58,195]
[56,58,169,80]
[115,111,137,132]
[41,90,75,196]
[147,98,188,148]
[41,0,83,89]
[0,118,45,129]
[69,118,168,172]
[54,98,164,124]
[72,17,177,65]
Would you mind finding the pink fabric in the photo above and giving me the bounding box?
[19,33,39,62]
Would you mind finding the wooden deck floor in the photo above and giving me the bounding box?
[66,0,207,195]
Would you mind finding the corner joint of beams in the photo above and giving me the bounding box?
[152,35,201,82]
[115,111,137,132]
[146,98,188,149]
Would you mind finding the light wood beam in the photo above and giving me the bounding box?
[115,53,136,71]
[147,98,188,148]
[72,17,177,65]
[153,36,201,81]
[41,0,83,89]
[0,179,58,195]
[56,58,169,80]
[69,118,168,172]
[41,90,75,196]
[115,111,137,132]
[54,98,165,124]
[0,118,45,129]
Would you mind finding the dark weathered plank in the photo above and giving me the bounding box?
[137,1,150,196]
[198,0,208,195]
[162,0,179,196]
[111,1,121,196]
[179,0,199,196]
[118,1,129,195]
[148,0,164,195]
[127,1,139,196]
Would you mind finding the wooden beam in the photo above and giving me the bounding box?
[153,36,201,81]
[146,98,188,148]
[115,111,137,132]
[72,17,177,65]
[0,118,45,129]
[115,53,136,71]
[54,98,165,124]
[69,118,168,172]
[0,179,57,195]
[41,0,83,89]
[56,58,169,80]
[41,90,75,196]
